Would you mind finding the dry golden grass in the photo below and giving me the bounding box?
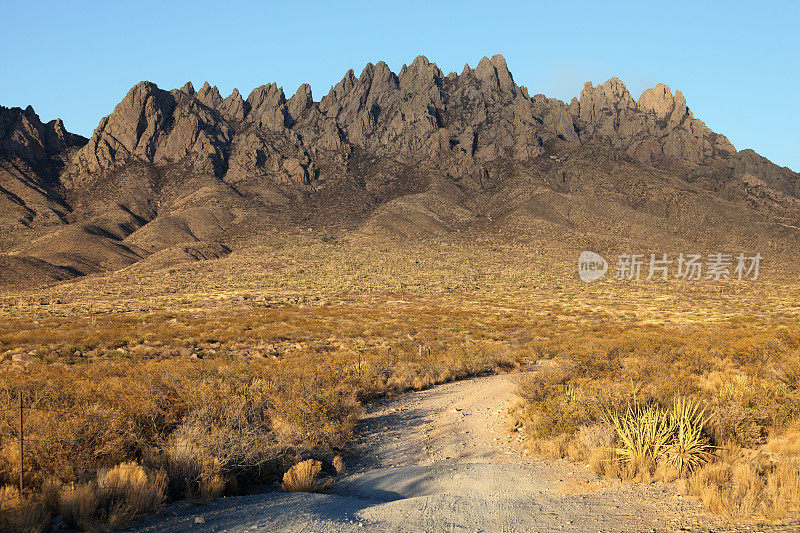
[1,235,799,528]
[55,462,165,531]
[332,455,345,475]
[511,319,800,520]
[281,459,332,493]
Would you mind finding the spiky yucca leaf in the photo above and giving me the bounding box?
[666,398,713,474]
[607,403,674,464]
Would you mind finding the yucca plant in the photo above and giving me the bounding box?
[666,398,713,474]
[607,403,674,465]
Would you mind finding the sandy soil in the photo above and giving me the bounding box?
[132,373,793,532]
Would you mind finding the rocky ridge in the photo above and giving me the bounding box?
[1,54,799,286]
[0,105,85,165]
[62,54,750,191]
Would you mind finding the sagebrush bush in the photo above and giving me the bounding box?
[59,462,165,531]
[281,459,331,493]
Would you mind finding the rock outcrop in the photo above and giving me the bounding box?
[0,106,86,237]
[67,82,233,182]
[63,54,754,194]
[573,78,736,164]
[0,105,85,165]
[3,53,799,288]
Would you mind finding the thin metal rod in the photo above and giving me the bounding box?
[18,390,24,496]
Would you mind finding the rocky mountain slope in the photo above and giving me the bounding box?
[1,54,798,286]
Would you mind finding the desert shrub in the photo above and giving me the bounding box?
[0,484,20,510]
[516,366,606,438]
[332,455,345,475]
[59,462,165,531]
[771,356,800,391]
[97,462,165,516]
[666,398,713,475]
[577,423,615,451]
[281,459,332,493]
[0,486,52,533]
[58,483,99,530]
[686,456,769,519]
[709,399,764,447]
[607,402,673,474]
[161,440,225,503]
[158,397,280,501]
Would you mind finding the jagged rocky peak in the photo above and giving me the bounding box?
[287,83,313,124]
[637,83,685,120]
[0,104,86,164]
[331,69,357,99]
[219,88,247,121]
[578,77,636,124]
[196,82,223,108]
[359,61,400,102]
[181,82,247,121]
[571,76,736,163]
[72,81,173,174]
[399,55,443,84]
[61,56,748,190]
[179,81,195,95]
[246,82,289,130]
[473,54,516,94]
[68,80,232,179]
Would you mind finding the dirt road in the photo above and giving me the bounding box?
[134,373,745,532]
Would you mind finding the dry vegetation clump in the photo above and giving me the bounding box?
[0,302,522,530]
[1,238,800,527]
[332,455,345,475]
[0,462,165,532]
[0,485,52,533]
[281,459,332,493]
[682,435,800,520]
[58,462,166,531]
[512,321,800,520]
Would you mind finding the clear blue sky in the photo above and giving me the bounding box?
[2,0,798,171]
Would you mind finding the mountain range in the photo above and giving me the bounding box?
[1,54,798,286]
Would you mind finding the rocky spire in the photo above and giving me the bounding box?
[196,82,223,109]
[573,78,735,163]
[578,77,636,126]
[474,54,516,94]
[179,82,195,95]
[246,83,289,130]
[219,88,246,121]
[287,83,313,124]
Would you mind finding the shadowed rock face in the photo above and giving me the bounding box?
[0,106,86,241]
[0,105,85,165]
[66,81,234,182]
[0,53,768,194]
[61,53,751,192]
[1,54,799,286]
